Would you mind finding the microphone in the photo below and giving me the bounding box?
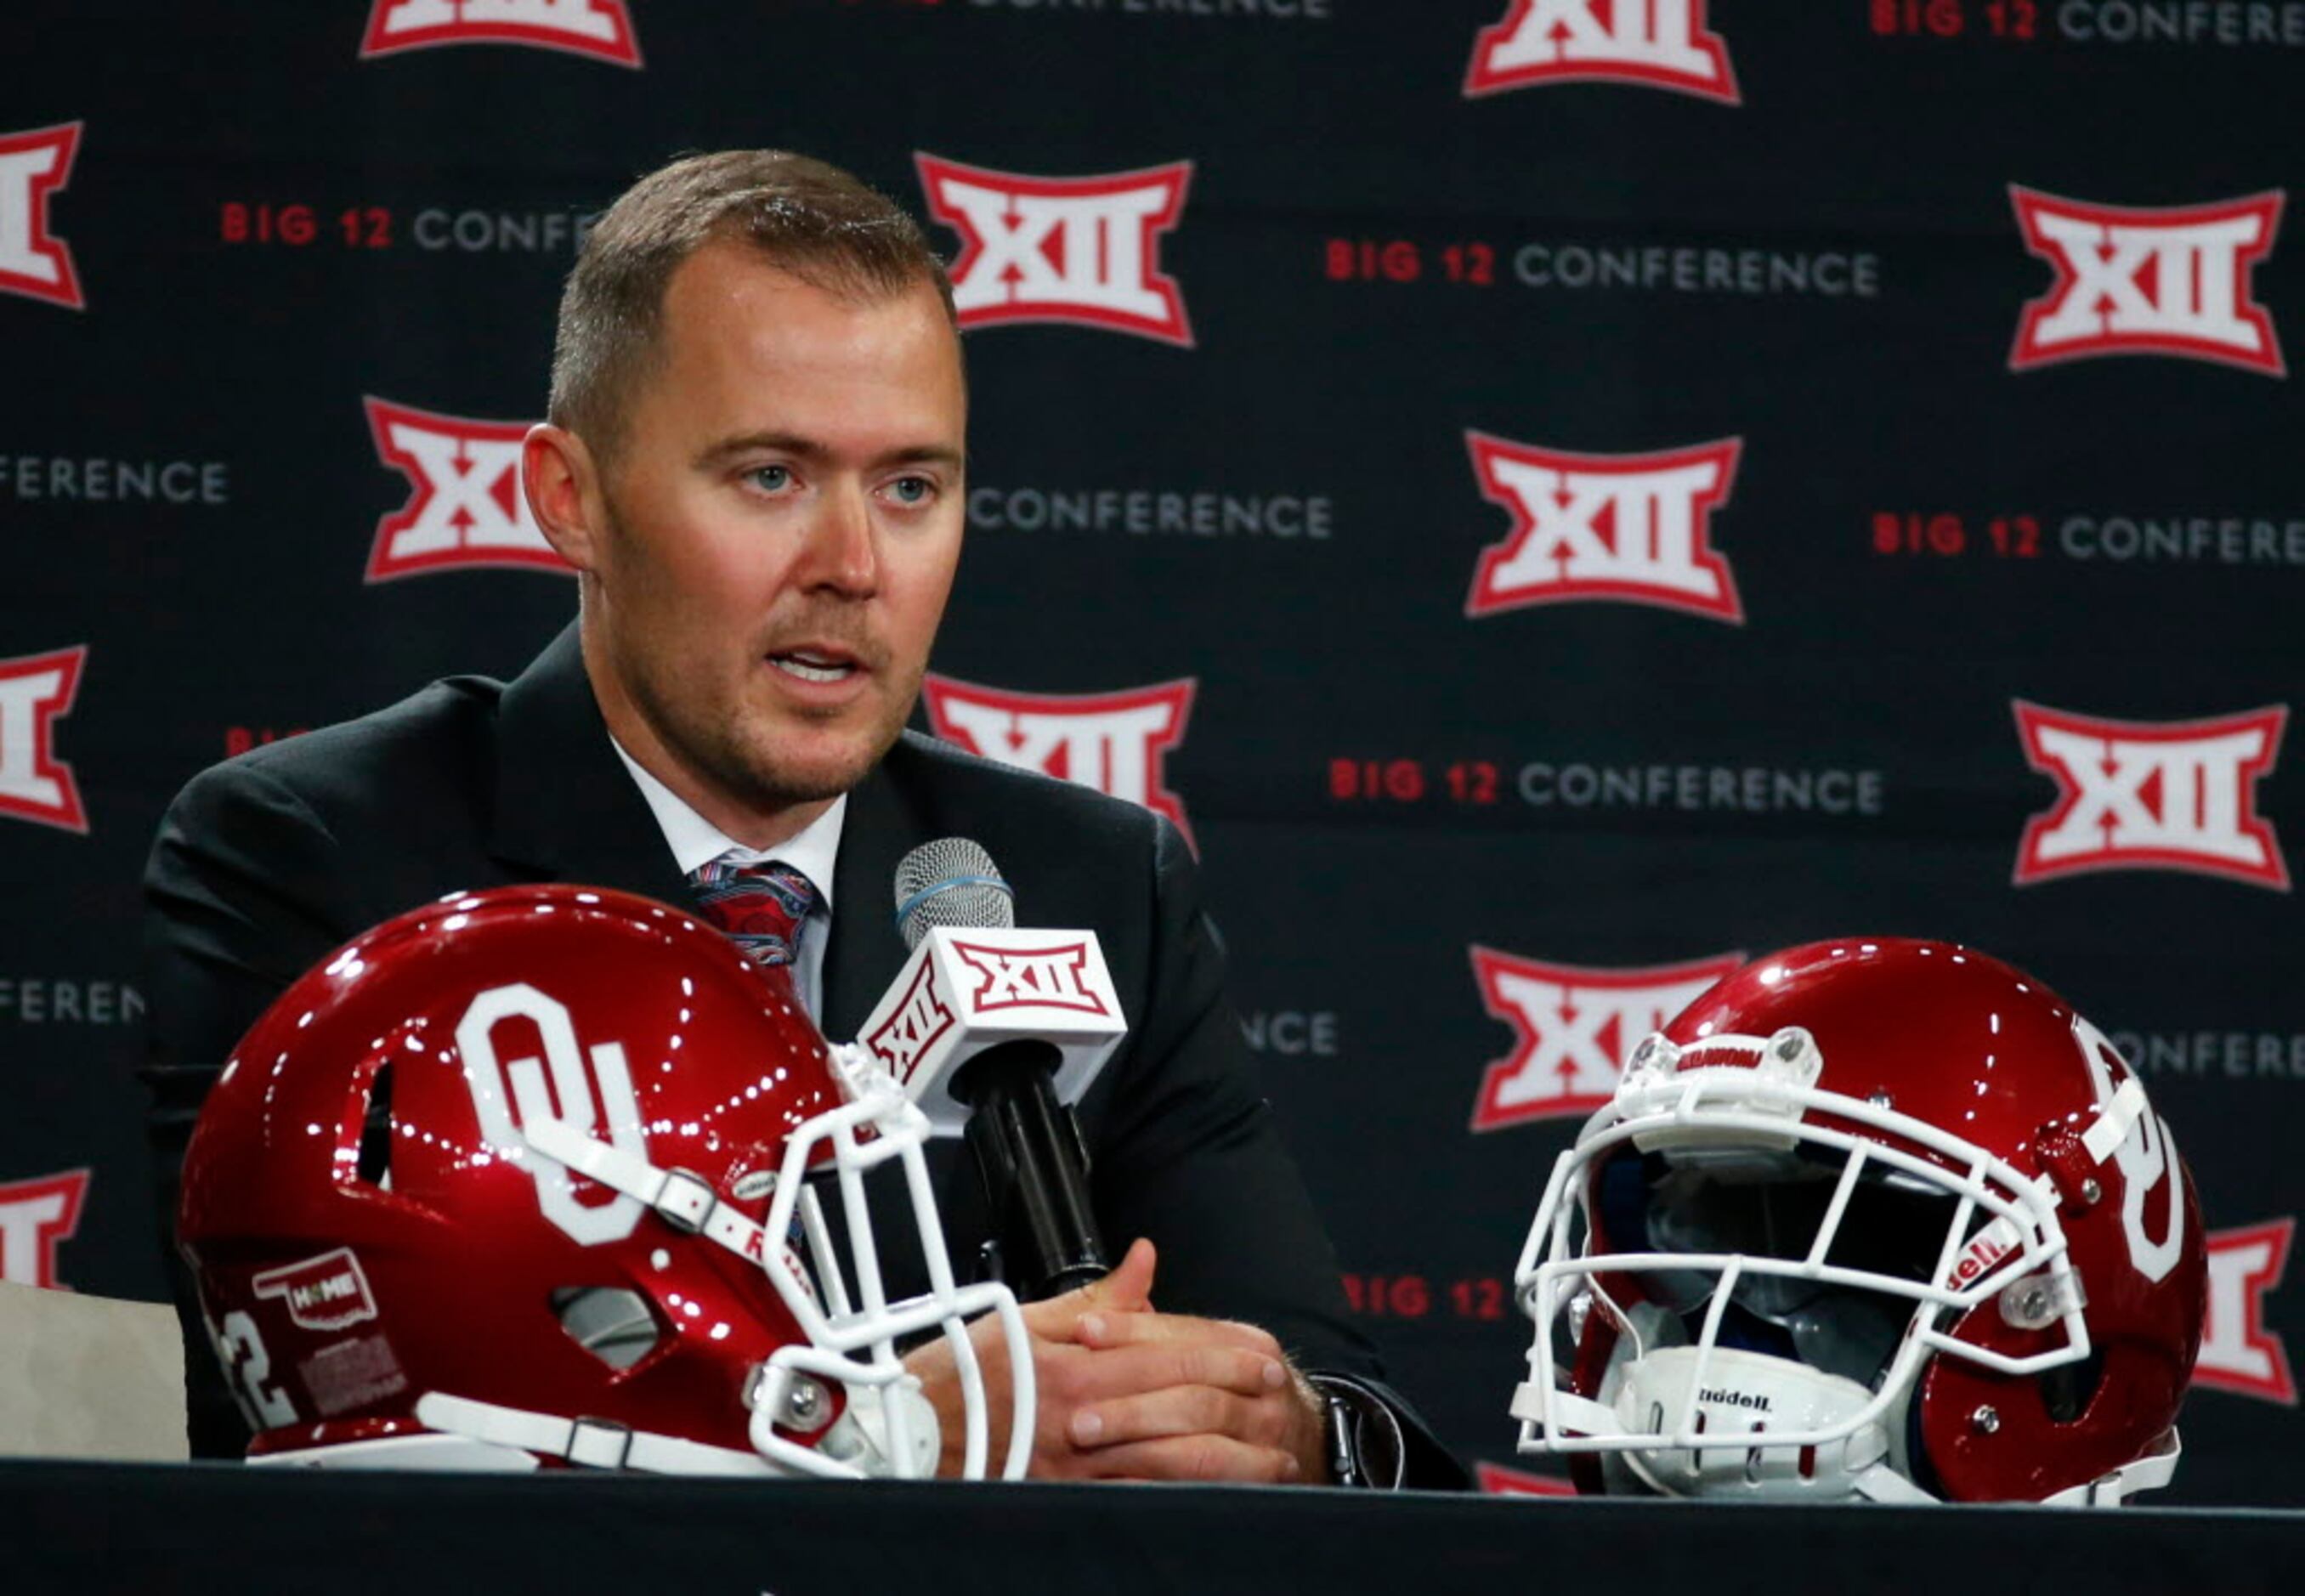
[858,839,1119,1299]
[892,836,1017,942]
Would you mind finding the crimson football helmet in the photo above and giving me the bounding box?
[1510,938,2205,1505]
[179,883,1032,1478]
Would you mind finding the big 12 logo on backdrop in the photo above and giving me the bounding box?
[0,1169,89,1288]
[360,0,641,65]
[1466,433,1744,621]
[0,646,88,835]
[921,676,1197,849]
[364,398,570,581]
[1469,948,1744,1130]
[0,122,84,311]
[2013,701,2287,889]
[916,155,1193,346]
[1464,1,1738,103]
[2196,1219,2296,1405]
[2009,187,2285,376]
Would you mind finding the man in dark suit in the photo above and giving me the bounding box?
[145,150,1459,1488]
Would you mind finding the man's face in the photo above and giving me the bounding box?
[581,241,967,824]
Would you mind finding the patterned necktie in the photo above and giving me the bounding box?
[688,857,819,970]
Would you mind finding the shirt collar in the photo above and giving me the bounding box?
[608,736,843,909]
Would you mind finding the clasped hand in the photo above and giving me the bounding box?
[905,1238,1328,1484]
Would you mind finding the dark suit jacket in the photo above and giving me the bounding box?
[144,624,1464,1486]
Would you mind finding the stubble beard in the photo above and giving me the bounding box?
[634,653,920,816]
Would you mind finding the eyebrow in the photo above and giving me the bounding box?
[694,431,966,472]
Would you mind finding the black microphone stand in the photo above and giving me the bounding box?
[950,1039,1108,1300]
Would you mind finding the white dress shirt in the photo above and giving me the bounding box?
[608,738,844,1019]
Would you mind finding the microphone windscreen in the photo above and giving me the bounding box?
[892,837,1016,949]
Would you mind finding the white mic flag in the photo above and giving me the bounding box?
[852,925,1125,1137]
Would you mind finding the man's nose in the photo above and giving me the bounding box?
[801,479,881,597]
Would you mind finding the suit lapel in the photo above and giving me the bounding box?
[821,744,923,1040]
[485,621,699,910]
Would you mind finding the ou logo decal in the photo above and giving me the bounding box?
[456,983,646,1246]
[2073,1016,2187,1283]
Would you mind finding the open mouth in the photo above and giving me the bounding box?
[767,648,862,685]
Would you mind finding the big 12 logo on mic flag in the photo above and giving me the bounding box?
[922,675,1197,849]
[2013,700,2288,889]
[858,925,1124,1138]
[1469,948,1742,1131]
[1466,433,1744,621]
[0,646,88,835]
[2195,1219,2296,1405]
[0,122,84,311]
[360,0,641,66]
[916,154,1193,347]
[952,938,1109,1017]
[1464,1,1738,104]
[2009,186,2285,376]
[863,958,957,1089]
[364,398,570,581]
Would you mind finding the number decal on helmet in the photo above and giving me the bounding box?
[212,1309,297,1428]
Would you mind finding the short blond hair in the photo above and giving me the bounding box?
[547,150,954,461]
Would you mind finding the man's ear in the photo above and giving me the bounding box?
[523,422,604,572]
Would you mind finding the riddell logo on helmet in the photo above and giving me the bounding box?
[2009,186,2285,376]
[0,646,88,835]
[2013,701,2288,889]
[360,0,642,66]
[916,154,1193,346]
[364,398,571,582]
[1469,949,1744,1131]
[252,1248,380,1333]
[0,122,84,310]
[921,675,1197,850]
[1698,1387,1771,1414]
[2195,1219,2296,1405]
[1464,1,1739,103]
[0,1167,88,1288]
[952,939,1110,1017]
[1465,434,1745,622]
[1945,1224,2019,1289]
[864,959,956,1088]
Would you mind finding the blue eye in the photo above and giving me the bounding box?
[887,476,933,506]
[750,465,792,493]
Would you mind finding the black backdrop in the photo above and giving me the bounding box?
[2,1,2300,1505]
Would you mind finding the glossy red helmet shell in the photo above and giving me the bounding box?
[1522,937,2205,1504]
[179,883,986,1474]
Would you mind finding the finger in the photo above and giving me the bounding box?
[1079,1237,1158,1313]
[1056,1340,1288,1407]
[1074,1307,1283,1360]
[1020,1239,1158,1340]
[1079,1434,1302,1486]
[1069,1382,1293,1454]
